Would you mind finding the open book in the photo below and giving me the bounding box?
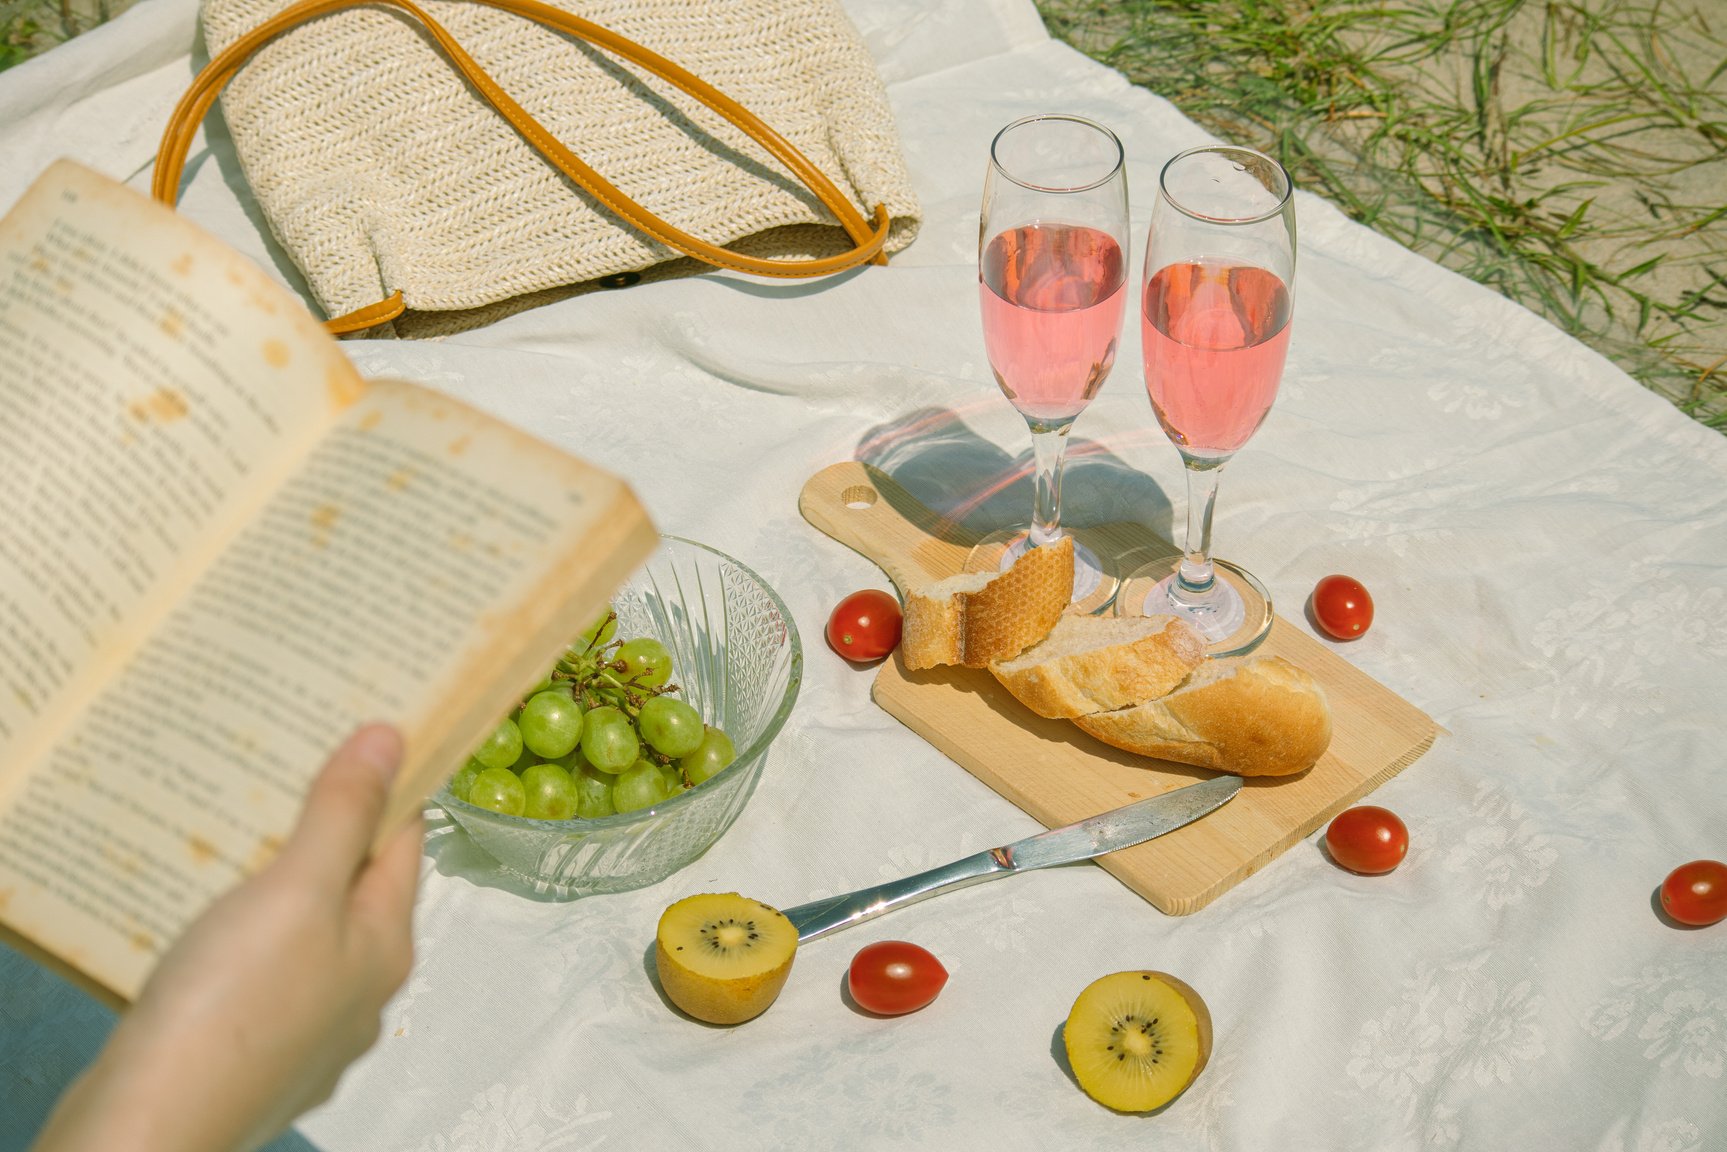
[0,161,658,1005]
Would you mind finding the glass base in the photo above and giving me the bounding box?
[1116,556,1274,657]
[963,526,1119,615]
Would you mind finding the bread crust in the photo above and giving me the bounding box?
[900,537,1073,669]
[989,614,1206,718]
[1073,655,1332,777]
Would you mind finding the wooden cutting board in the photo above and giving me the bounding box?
[801,461,1440,914]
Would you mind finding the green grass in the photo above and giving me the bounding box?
[1,0,129,66]
[1037,0,1727,430]
[0,0,49,71]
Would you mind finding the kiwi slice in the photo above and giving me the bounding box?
[1063,970,1212,1112]
[654,893,798,1024]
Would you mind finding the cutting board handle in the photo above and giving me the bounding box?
[798,462,981,597]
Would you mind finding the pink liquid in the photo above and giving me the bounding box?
[979,224,1127,425]
[1142,261,1292,457]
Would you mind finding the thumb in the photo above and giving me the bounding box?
[278,724,404,893]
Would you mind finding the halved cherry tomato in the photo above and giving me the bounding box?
[1660,859,1727,926]
[1312,574,1374,640]
[1325,805,1408,874]
[847,940,947,1015]
[826,589,902,662]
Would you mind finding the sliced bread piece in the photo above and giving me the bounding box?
[990,614,1206,719]
[900,536,1073,670]
[1073,654,1332,777]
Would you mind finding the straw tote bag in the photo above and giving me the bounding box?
[153,0,921,337]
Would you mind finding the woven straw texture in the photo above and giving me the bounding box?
[199,0,921,334]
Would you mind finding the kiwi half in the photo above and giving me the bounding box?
[1063,970,1212,1112]
[654,893,798,1024]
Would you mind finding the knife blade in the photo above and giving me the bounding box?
[781,774,1243,943]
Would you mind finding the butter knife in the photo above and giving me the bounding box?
[781,774,1243,943]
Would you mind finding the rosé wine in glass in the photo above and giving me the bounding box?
[1143,261,1292,460]
[980,223,1127,427]
[964,113,1131,612]
[1121,145,1297,655]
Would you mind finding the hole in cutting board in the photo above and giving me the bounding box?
[842,485,878,510]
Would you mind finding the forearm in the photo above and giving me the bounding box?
[31,1046,275,1152]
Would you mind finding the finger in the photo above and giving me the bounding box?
[347,832,421,994]
[278,724,404,893]
[350,809,424,965]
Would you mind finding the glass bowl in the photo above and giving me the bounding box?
[433,536,802,898]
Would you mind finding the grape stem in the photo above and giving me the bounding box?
[543,634,682,724]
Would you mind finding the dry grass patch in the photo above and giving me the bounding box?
[1038,0,1727,430]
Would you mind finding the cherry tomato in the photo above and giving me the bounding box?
[1311,574,1374,640]
[847,940,948,1015]
[1659,859,1727,926]
[826,589,902,662]
[1325,805,1408,874]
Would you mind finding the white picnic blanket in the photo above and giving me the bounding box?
[2,1,1724,1148]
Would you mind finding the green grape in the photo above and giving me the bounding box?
[657,759,687,797]
[616,636,673,689]
[580,705,639,773]
[612,760,667,813]
[682,726,736,785]
[637,696,704,758]
[520,691,584,760]
[573,607,618,654]
[571,764,616,819]
[446,758,484,803]
[520,762,580,821]
[467,766,526,816]
[474,717,523,770]
[523,677,577,709]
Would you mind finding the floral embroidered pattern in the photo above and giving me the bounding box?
[1639,991,1726,1079]
[1343,955,1547,1143]
[1586,959,1727,1082]
[1443,783,1558,910]
[1598,1118,1706,1152]
[1531,565,1727,728]
[412,1083,609,1152]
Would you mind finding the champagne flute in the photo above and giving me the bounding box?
[965,114,1130,613]
[1122,144,1296,656]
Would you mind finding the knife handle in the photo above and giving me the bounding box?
[781,849,1010,943]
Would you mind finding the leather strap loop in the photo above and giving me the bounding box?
[326,290,408,334]
[154,0,893,332]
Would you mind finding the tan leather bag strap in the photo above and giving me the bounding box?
[154,0,893,333]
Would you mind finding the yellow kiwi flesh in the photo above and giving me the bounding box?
[1064,970,1212,1112]
[654,893,798,1024]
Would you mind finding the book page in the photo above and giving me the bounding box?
[0,381,655,1001]
[0,160,359,772]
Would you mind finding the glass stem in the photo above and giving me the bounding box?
[1027,420,1074,548]
[1174,456,1227,600]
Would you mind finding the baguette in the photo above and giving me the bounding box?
[989,614,1206,719]
[1073,654,1332,777]
[900,537,1073,669]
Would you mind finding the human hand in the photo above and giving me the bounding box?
[32,724,424,1152]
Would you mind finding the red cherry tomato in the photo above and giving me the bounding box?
[826,589,902,662]
[1325,805,1408,874]
[1660,859,1727,926]
[1312,574,1374,640]
[847,940,948,1015]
